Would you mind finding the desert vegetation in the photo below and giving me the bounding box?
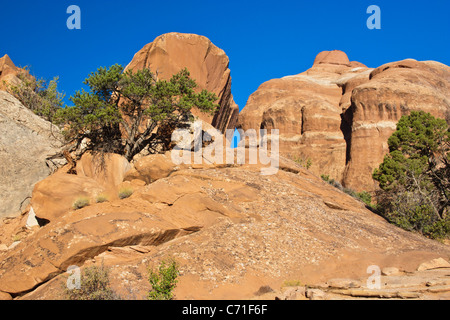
[53,65,219,161]
[72,197,90,210]
[118,187,133,199]
[373,111,450,239]
[63,264,120,300]
[5,68,64,122]
[147,258,179,300]
[320,174,373,208]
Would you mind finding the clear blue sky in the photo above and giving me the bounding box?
[1,0,449,110]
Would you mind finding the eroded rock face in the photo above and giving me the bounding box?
[342,59,450,191]
[0,91,64,218]
[238,51,450,191]
[125,32,239,133]
[238,50,370,181]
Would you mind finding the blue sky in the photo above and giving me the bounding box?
[0,0,449,110]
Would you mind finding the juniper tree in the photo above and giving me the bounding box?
[55,64,218,161]
[373,111,450,238]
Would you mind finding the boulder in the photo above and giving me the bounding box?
[30,170,105,222]
[124,152,177,184]
[0,90,64,218]
[125,32,239,133]
[76,152,131,189]
[417,258,450,272]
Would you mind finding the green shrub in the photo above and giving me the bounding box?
[382,194,449,240]
[118,188,133,199]
[292,155,312,169]
[372,111,449,240]
[96,194,109,203]
[320,174,330,182]
[355,191,373,207]
[73,197,90,210]
[147,258,179,300]
[6,69,64,122]
[64,264,120,300]
[282,280,302,287]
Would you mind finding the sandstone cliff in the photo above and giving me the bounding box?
[125,33,239,133]
[238,50,450,191]
[342,59,450,190]
[238,50,370,182]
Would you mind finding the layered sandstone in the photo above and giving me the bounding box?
[238,51,450,191]
[125,33,239,133]
[342,59,450,190]
[238,50,371,181]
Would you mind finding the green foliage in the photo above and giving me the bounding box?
[147,258,179,300]
[320,173,374,207]
[95,194,109,203]
[55,65,219,160]
[373,111,449,192]
[355,191,372,207]
[118,187,133,199]
[72,197,90,210]
[282,280,302,287]
[384,199,450,239]
[64,264,120,300]
[6,69,65,122]
[292,155,312,169]
[373,111,450,239]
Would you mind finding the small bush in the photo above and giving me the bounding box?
[96,194,109,203]
[292,155,312,169]
[321,174,343,190]
[381,194,450,240]
[322,176,374,208]
[118,188,133,199]
[63,264,120,300]
[355,191,372,207]
[282,280,302,287]
[6,69,64,122]
[147,258,179,300]
[73,197,90,210]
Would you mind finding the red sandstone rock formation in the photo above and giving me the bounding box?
[125,33,239,133]
[238,51,450,191]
